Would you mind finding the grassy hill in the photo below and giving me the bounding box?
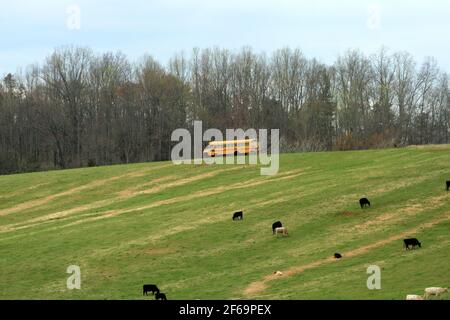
[0,145,449,300]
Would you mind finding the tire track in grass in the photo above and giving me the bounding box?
[2,166,443,243]
[326,193,450,242]
[87,191,309,258]
[47,169,305,228]
[0,169,305,240]
[58,169,303,222]
[0,166,248,233]
[0,163,173,217]
[330,171,444,209]
[0,174,180,232]
[4,155,438,232]
[243,209,450,297]
[0,183,51,200]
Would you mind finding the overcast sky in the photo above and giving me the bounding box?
[1,0,450,75]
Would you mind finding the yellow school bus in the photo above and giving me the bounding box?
[203,139,258,157]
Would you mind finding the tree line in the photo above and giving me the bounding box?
[0,46,449,174]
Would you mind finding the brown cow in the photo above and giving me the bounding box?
[275,227,288,237]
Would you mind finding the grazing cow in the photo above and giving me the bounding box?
[272,221,282,234]
[143,284,159,295]
[359,198,371,209]
[403,238,421,250]
[406,294,424,300]
[155,292,167,300]
[334,253,342,259]
[233,211,243,221]
[275,227,288,237]
[273,271,283,276]
[446,180,450,191]
[424,287,448,299]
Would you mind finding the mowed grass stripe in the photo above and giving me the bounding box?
[0,165,248,232]
[0,168,304,238]
[0,163,174,216]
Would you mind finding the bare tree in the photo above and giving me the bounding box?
[0,46,448,174]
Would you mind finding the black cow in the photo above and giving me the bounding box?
[334,253,342,259]
[403,238,421,250]
[272,221,282,234]
[143,284,159,295]
[359,198,371,209]
[155,292,167,300]
[446,181,450,191]
[233,211,243,220]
